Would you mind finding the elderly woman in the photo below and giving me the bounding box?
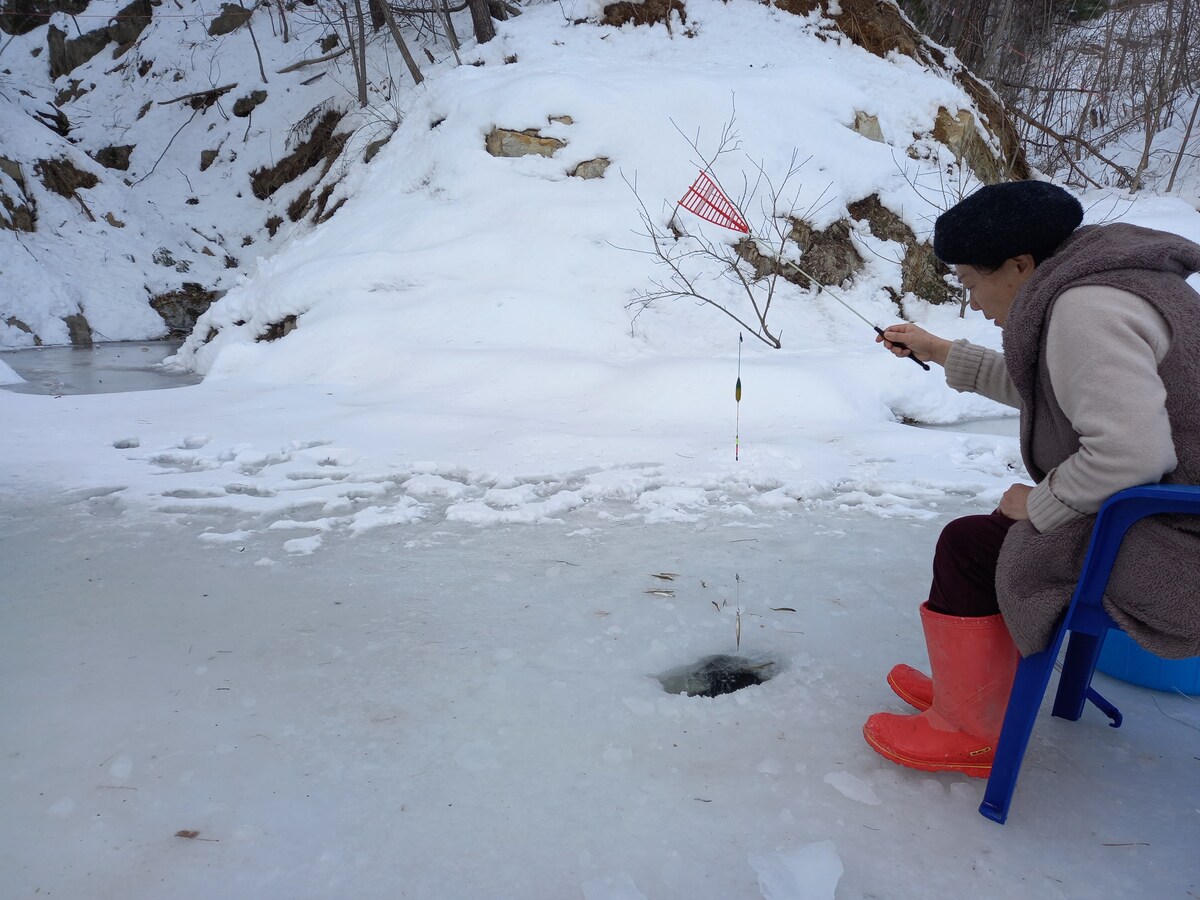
[862,180,1200,777]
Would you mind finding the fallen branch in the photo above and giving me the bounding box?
[276,47,349,75]
[158,83,237,106]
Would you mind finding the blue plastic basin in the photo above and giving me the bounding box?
[1096,629,1200,695]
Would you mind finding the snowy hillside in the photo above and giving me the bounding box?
[1,0,426,346]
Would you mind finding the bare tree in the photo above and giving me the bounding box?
[617,114,838,349]
[901,0,1199,191]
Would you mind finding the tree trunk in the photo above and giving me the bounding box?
[378,0,423,84]
[468,0,494,43]
[340,0,368,107]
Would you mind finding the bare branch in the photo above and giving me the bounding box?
[276,47,350,74]
[1008,103,1136,184]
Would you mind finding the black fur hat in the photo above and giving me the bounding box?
[933,181,1084,269]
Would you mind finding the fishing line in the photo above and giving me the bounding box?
[775,257,930,371]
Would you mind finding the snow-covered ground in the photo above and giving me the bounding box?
[3,0,1200,896]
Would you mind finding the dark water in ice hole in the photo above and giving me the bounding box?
[658,654,778,697]
[0,341,200,395]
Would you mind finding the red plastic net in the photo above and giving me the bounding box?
[678,171,749,234]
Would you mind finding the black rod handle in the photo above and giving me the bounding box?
[874,326,931,371]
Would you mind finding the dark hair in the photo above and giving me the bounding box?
[934,181,1084,269]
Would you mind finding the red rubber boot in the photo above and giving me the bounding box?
[887,664,932,711]
[863,602,1019,778]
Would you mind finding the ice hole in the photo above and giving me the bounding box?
[657,654,777,698]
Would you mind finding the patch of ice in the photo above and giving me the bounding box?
[198,530,253,544]
[750,841,844,900]
[403,473,472,500]
[823,770,882,805]
[346,502,425,533]
[283,534,323,555]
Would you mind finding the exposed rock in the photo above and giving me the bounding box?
[35,156,98,197]
[363,134,391,163]
[208,2,253,37]
[63,311,92,345]
[232,89,267,118]
[47,23,109,80]
[847,193,910,244]
[200,149,219,172]
[149,283,220,337]
[152,246,191,272]
[601,0,686,27]
[108,0,151,48]
[1,0,88,37]
[0,155,36,231]
[736,217,863,288]
[54,78,89,105]
[93,144,134,171]
[46,0,151,79]
[570,157,611,179]
[0,156,24,186]
[788,217,863,286]
[848,193,954,304]
[852,110,884,143]
[256,314,297,342]
[485,127,565,159]
[5,316,41,345]
[900,240,953,304]
[249,108,346,200]
[932,107,1006,185]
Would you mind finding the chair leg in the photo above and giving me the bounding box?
[1052,631,1106,721]
[979,648,1058,824]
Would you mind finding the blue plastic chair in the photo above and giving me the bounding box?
[980,483,1200,824]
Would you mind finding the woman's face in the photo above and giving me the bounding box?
[954,256,1036,327]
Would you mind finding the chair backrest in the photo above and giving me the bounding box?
[1074,483,1200,612]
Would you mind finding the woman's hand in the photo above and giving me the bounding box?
[875,323,952,368]
[999,483,1033,520]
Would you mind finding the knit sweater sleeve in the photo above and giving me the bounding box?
[943,339,1022,409]
[1027,286,1176,532]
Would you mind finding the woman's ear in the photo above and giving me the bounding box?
[1011,253,1037,275]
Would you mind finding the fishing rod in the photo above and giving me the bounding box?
[773,256,931,372]
[677,170,930,371]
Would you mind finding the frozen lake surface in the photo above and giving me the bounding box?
[2,491,1197,899]
[0,341,199,395]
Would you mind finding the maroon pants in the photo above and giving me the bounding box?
[927,510,1019,617]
